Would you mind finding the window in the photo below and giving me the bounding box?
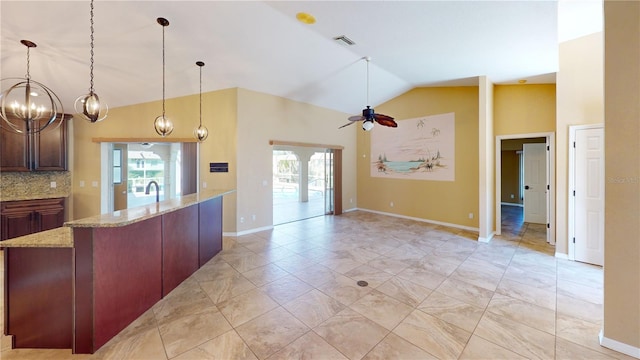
[113,149,122,184]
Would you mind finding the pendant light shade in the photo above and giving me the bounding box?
[0,40,64,134]
[74,0,108,123]
[194,61,209,142]
[154,17,173,137]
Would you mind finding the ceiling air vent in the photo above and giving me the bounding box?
[333,35,355,46]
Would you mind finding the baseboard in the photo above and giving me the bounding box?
[225,225,274,237]
[600,329,640,359]
[478,232,495,243]
[343,207,358,213]
[555,252,569,260]
[357,208,479,232]
[501,202,524,207]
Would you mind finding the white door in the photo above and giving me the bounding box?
[523,143,547,224]
[574,127,604,266]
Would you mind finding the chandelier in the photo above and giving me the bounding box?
[153,17,174,137]
[194,61,209,142]
[75,0,108,123]
[0,40,64,134]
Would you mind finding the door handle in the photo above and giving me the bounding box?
[122,190,127,194]
[525,185,530,190]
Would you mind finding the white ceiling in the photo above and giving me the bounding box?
[1,1,602,116]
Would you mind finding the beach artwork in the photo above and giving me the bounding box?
[371,112,455,181]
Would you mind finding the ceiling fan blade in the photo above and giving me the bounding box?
[338,122,356,129]
[373,113,398,128]
[348,115,365,122]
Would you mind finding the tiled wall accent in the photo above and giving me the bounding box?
[0,172,71,201]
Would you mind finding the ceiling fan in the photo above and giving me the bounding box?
[339,56,397,131]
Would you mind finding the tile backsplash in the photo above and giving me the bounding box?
[0,171,71,201]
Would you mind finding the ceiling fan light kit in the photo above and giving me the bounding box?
[339,56,397,132]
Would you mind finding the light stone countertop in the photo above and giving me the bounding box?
[0,227,73,248]
[0,189,235,248]
[65,189,235,228]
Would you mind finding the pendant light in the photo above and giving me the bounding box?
[74,0,108,123]
[154,17,173,137]
[0,40,64,134]
[193,61,209,142]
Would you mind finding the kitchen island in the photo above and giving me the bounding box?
[1,189,234,354]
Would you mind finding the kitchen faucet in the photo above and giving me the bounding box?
[145,180,160,203]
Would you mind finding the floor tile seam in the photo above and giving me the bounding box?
[305,327,357,360]
[161,326,224,360]
[470,330,542,360]
[483,294,558,336]
[228,327,266,360]
[387,309,464,360]
[556,276,605,292]
[553,333,623,359]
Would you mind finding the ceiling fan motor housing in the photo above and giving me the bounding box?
[363,106,375,120]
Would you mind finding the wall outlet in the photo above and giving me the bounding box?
[390,201,394,207]
[510,194,515,199]
[468,213,474,219]
[202,181,207,188]
[350,198,353,203]
[240,217,245,223]
[252,214,256,221]
[50,181,57,188]
[79,180,85,188]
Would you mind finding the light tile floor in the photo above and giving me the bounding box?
[0,208,634,359]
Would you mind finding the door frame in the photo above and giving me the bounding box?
[495,132,555,244]
[568,123,604,260]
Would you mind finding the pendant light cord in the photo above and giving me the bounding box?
[25,46,31,80]
[89,0,95,95]
[162,24,166,118]
[199,65,203,127]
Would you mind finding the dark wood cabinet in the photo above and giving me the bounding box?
[0,114,70,171]
[1,198,65,241]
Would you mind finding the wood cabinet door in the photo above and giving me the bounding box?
[33,116,68,171]
[1,198,65,240]
[38,202,65,232]
[0,126,30,171]
[1,211,34,241]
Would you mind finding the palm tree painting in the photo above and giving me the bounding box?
[371,112,455,181]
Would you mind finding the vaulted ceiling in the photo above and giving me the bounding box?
[1,1,602,116]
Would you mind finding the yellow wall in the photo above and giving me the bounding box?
[494,84,556,136]
[71,88,239,232]
[556,32,604,255]
[357,87,479,228]
[235,88,355,233]
[603,0,640,351]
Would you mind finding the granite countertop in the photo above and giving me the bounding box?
[65,189,235,228]
[0,227,73,248]
[0,189,235,248]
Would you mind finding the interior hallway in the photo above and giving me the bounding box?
[1,208,627,360]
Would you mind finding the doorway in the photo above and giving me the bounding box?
[496,132,555,244]
[272,146,334,225]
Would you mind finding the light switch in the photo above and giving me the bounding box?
[79,180,85,187]
[92,181,98,187]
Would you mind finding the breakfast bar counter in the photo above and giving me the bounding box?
[2,189,234,354]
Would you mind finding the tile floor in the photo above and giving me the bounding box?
[0,208,633,359]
